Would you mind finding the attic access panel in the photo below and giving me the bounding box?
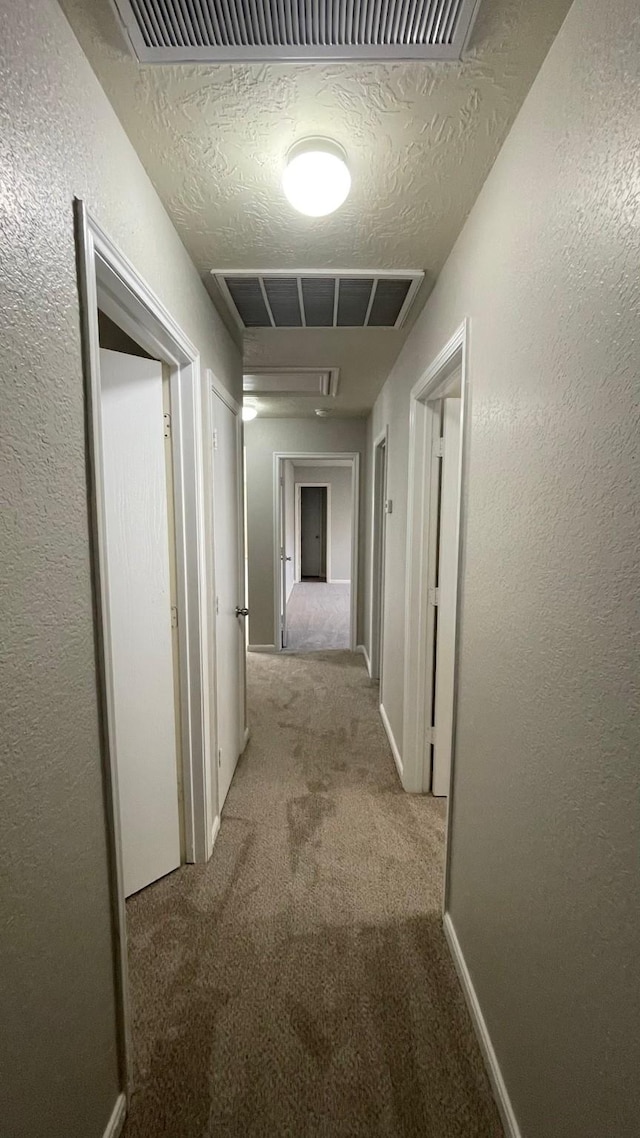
[111,0,482,62]
[213,271,424,330]
[243,368,340,397]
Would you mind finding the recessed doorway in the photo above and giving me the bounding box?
[76,202,214,1102]
[275,453,359,653]
[370,429,388,689]
[403,320,468,809]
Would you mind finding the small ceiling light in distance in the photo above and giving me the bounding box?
[282,138,351,218]
[242,404,258,422]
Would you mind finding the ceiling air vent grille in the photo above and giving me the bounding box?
[111,0,482,62]
[212,270,424,330]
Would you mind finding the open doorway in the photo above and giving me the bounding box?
[402,321,468,811]
[370,430,388,689]
[209,372,248,812]
[76,202,214,1103]
[428,387,462,796]
[275,453,359,653]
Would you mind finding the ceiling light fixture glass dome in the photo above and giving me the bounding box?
[282,138,351,217]
[242,404,258,422]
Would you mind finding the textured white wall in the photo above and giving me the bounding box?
[0,2,241,1135]
[244,418,367,646]
[366,0,640,1134]
[294,466,354,582]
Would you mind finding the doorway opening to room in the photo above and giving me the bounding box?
[76,201,214,1105]
[275,453,359,653]
[403,321,467,838]
[209,373,248,812]
[369,429,388,692]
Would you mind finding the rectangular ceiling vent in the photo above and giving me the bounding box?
[212,270,424,330]
[111,0,482,62]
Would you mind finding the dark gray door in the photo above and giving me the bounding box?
[301,486,327,579]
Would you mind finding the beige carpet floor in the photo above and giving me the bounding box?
[123,651,503,1138]
[285,582,350,650]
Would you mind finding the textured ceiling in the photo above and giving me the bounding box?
[60,0,572,416]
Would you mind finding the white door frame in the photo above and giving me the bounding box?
[402,319,469,801]
[295,482,332,582]
[208,370,249,785]
[75,200,213,1092]
[273,453,360,651]
[369,427,388,683]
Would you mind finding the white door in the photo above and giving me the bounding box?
[99,349,181,896]
[432,398,462,796]
[212,389,245,808]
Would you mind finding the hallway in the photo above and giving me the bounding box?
[123,652,502,1137]
[286,582,351,650]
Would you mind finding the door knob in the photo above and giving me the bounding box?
[235,606,249,617]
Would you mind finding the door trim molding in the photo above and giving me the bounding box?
[74,199,213,1098]
[369,426,389,684]
[402,318,468,799]
[209,372,248,811]
[273,453,360,652]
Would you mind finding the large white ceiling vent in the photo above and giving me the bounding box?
[212,270,424,330]
[111,0,482,62]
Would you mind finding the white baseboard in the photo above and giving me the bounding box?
[242,725,251,751]
[443,913,521,1138]
[103,1094,126,1138]
[379,702,403,781]
[247,644,276,653]
[329,578,351,584]
[211,813,221,849]
[357,643,372,676]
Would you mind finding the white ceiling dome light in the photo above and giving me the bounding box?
[242,403,258,422]
[282,138,351,218]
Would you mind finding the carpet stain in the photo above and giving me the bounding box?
[306,776,330,793]
[123,651,503,1138]
[287,792,336,871]
[289,1000,334,1066]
